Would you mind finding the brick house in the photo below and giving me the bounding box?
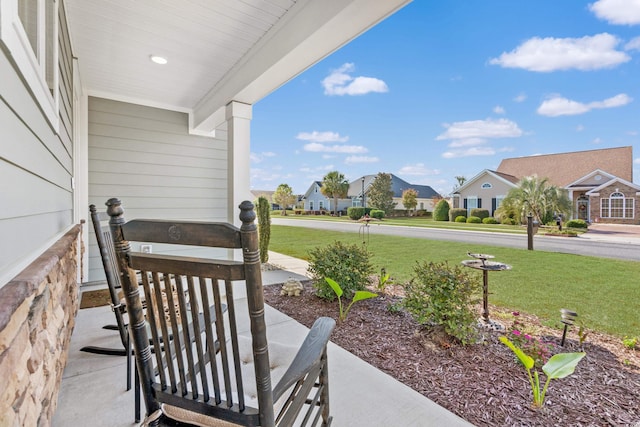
[453,146,640,224]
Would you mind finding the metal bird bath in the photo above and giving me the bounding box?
[461,252,511,331]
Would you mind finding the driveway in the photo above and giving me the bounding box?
[583,223,640,243]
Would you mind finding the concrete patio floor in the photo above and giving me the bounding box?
[53,253,472,427]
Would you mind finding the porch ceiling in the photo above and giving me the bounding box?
[65,0,411,133]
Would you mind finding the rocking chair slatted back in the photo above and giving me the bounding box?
[89,205,128,348]
[107,198,335,427]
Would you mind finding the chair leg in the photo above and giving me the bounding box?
[102,324,120,330]
[126,334,132,391]
[135,361,141,423]
[79,346,128,356]
[320,350,332,427]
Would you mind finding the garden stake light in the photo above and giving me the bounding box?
[560,309,578,347]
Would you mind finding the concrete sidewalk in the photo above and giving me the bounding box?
[53,251,472,426]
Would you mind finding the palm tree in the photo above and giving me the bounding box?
[321,171,349,216]
[496,176,571,224]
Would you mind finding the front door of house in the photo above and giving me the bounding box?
[576,195,589,220]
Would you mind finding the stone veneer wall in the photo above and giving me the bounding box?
[0,225,82,426]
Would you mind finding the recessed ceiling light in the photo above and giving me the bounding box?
[150,55,168,65]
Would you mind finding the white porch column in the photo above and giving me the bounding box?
[225,101,253,226]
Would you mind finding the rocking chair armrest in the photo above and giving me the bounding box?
[272,317,336,400]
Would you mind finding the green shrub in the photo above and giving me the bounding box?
[370,209,385,219]
[449,208,467,222]
[403,261,481,345]
[466,216,482,224]
[502,217,517,225]
[347,207,365,220]
[566,219,588,229]
[470,208,489,220]
[307,241,373,301]
[256,197,271,264]
[455,215,467,223]
[482,217,499,224]
[433,200,450,221]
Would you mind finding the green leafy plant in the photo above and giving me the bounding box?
[403,261,480,345]
[347,207,365,220]
[433,199,450,221]
[308,241,373,301]
[565,219,588,229]
[482,217,499,224]
[466,216,482,224]
[325,278,377,322]
[370,209,385,219]
[576,319,589,350]
[449,208,467,222]
[500,336,585,408]
[469,208,490,220]
[386,300,403,314]
[256,196,271,264]
[377,268,390,291]
[455,215,467,223]
[622,336,637,350]
[508,311,556,368]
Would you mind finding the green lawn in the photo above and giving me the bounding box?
[270,224,640,338]
[273,211,585,235]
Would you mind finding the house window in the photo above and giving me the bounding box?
[1,0,59,128]
[495,196,504,208]
[481,182,492,189]
[467,196,478,212]
[601,192,634,219]
[309,201,314,210]
[319,201,324,210]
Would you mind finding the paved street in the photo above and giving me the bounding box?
[272,218,640,261]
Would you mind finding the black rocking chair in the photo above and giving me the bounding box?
[107,198,335,427]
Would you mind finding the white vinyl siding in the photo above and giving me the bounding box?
[87,97,228,281]
[0,1,72,288]
[1,0,60,128]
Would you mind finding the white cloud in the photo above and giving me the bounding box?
[296,131,348,143]
[489,33,630,72]
[345,156,379,164]
[250,151,276,163]
[250,168,292,184]
[299,165,334,173]
[627,130,638,136]
[592,137,603,144]
[514,93,527,103]
[442,147,496,158]
[436,118,523,140]
[437,119,522,158]
[493,105,506,114]
[634,158,640,164]
[576,124,585,131]
[303,142,368,154]
[447,137,487,148]
[590,0,640,25]
[537,93,632,116]
[625,36,640,50]
[322,63,389,96]
[397,163,440,176]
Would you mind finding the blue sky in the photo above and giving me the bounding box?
[250,0,640,196]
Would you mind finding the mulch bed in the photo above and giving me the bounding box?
[263,281,640,426]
